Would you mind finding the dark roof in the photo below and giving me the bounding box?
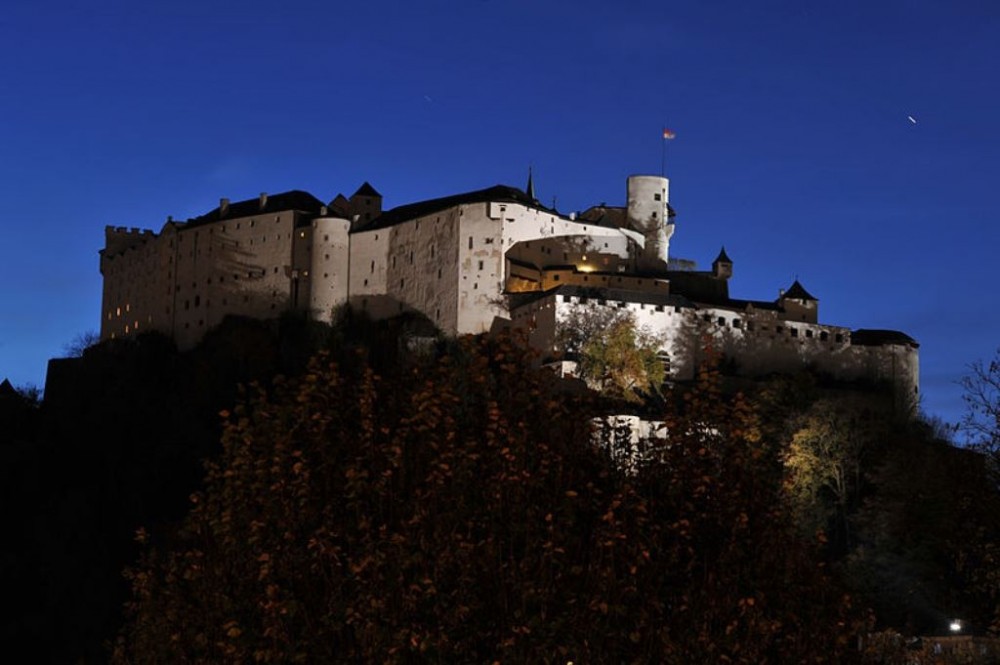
[354,184,551,232]
[328,194,350,216]
[782,280,817,301]
[187,190,326,228]
[713,246,732,264]
[850,329,919,348]
[352,182,382,198]
[0,379,18,399]
[577,203,677,228]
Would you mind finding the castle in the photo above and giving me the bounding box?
[99,172,919,402]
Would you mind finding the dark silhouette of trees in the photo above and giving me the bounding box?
[111,332,865,664]
[959,347,1000,466]
[4,316,1000,663]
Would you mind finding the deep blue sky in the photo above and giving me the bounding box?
[2,0,997,433]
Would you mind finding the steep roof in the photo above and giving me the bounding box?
[187,190,326,228]
[354,184,551,232]
[850,329,919,348]
[782,280,817,301]
[713,246,732,264]
[352,182,382,198]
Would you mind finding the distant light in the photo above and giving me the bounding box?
[908,115,917,124]
[950,619,962,633]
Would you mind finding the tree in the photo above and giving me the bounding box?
[958,347,1000,462]
[62,330,101,357]
[558,307,665,403]
[111,331,865,663]
[782,395,890,551]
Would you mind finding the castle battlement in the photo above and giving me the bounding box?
[98,174,918,404]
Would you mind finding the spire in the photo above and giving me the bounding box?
[526,166,535,201]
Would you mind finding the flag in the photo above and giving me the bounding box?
[662,128,676,139]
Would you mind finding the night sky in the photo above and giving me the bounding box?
[2,0,997,435]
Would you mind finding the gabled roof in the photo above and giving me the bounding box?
[850,329,919,348]
[781,280,817,301]
[353,184,552,232]
[328,194,351,216]
[352,182,382,198]
[187,190,326,228]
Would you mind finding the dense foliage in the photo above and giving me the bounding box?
[111,332,863,664]
[4,314,1000,663]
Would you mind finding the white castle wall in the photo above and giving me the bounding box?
[307,216,352,323]
[511,291,918,400]
[627,175,673,270]
[98,178,918,407]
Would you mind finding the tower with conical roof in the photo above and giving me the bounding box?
[712,246,733,280]
[779,279,818,323]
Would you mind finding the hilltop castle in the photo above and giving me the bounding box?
[99,173,919,401]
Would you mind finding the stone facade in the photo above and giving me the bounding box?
[99,174,919,403]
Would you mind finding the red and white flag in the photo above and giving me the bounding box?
[662,128,676,139]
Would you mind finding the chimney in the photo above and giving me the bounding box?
[220,198,230,217]
[259,192,268,210]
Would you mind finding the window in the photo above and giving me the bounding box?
[835,333,843,343]
[733,319,742,329]
[805,329,813,338]
[654,193,662,201]
[717,317,725,326]
[478,260,484,270]
[820,331,829,342]
[790,328,799,338]
[468,236,473,249]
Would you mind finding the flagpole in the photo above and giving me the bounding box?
[661,127,676,176]
[661,132,665,176]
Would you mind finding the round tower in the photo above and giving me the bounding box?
[627,175,673,272]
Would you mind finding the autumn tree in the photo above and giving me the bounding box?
[781,394,891,551]
[558,306,666,403]
[112,330,866,664]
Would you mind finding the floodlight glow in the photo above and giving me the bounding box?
[949,619,962,633]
